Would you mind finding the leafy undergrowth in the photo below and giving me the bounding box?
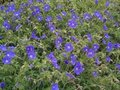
[0,0,120,90]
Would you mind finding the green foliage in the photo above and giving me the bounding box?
[0,0,120,90]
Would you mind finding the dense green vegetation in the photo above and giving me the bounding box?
[0,0,120,90]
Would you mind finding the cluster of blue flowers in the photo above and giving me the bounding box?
[26,45,36,60]
[0,82,5,89]
[47,52,60,70]
[0,0,120,89]
[0,45,15,64]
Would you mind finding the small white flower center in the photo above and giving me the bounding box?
[89,52,93,55]
[76,67,78,71]
[67,46,71,49]
[30,55,33,58]
[7,54,10,56]
[6,60,8,63]
[72,23,75,26]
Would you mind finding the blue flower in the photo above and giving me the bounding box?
[48,23,56,32]
[47,52,60,69]
[51,83,59,90]
[104,10,111,16]
[43,4,50,12]
[20,3,28,8]
[28,0,33,4]
[0,5,4,11]
[7,4,15,12]
[92,44,99,51]
[55,32,59,36]
[2,56,12,64]
[106,42,113,52]
[5,51,16,59]
[83,46,89,52]
[95,0,98,4]
[86,33,92,42]
[94,11,103,21]
[74,62,84,75]
[31,31,40,40]
[64,43,74,52]
[71,13,78,20]
[64,60,69,64]
[26,45,36,60]
[70,54,77,65]
[53,63,60,69]
[47,52,57,63]
[114,22,119,27]
[32,11,37,16]
[27,52,36,60]
[83,13,92,20]
[8,46,15,51]
[31,6,41,15]
[102,39,106,45]
[55,37,63,45]
[17,8,23,13]
[103,18,107,23]
[104,33,110,39]
[80,19,83,25]
[66,72,75,79]
[115,64,120,71]
[103,24,108,30]
[37,15,43,22]
[56,4,63,9]
[68,19,78,29]
[0,45,7,51]
[70,9,75,13]
[70,36,79,42]
[36,0,44,3]
[105,1,110,7]
[55,37,63,49]
[92,71,98,77]
[46,16,52,22]
[0,82,5,89]
[47,52,55,61]
[106,56,111,62]
[62,52,67,57]
[56,15,62,21]
[95,58,100,65]
[0,36,3,39]
[26,45,35,53]
[35,6,41,14]
[14,11,21,17]
[86,49,95,58]
[40,34,46,39]
[61,11,67,16]
[51,58,58,64]
[16,24,22,31]
[114,43,120,49]
[3,20,11,30]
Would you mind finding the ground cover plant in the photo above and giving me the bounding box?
[0,0,120,90]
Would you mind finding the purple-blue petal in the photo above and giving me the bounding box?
[74,62,84,75]
[27,52,36,60]
[106,56,111,62]
[5,51,15,59]
[92,71,98,77]
[0,82,6,89]
[43,4,50,12]
[2,56,12,64]
[68,19,78,29]
[51,83,59,90]
[64,43,74,52]
[86,49,95,58]
[0,45,7,51]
